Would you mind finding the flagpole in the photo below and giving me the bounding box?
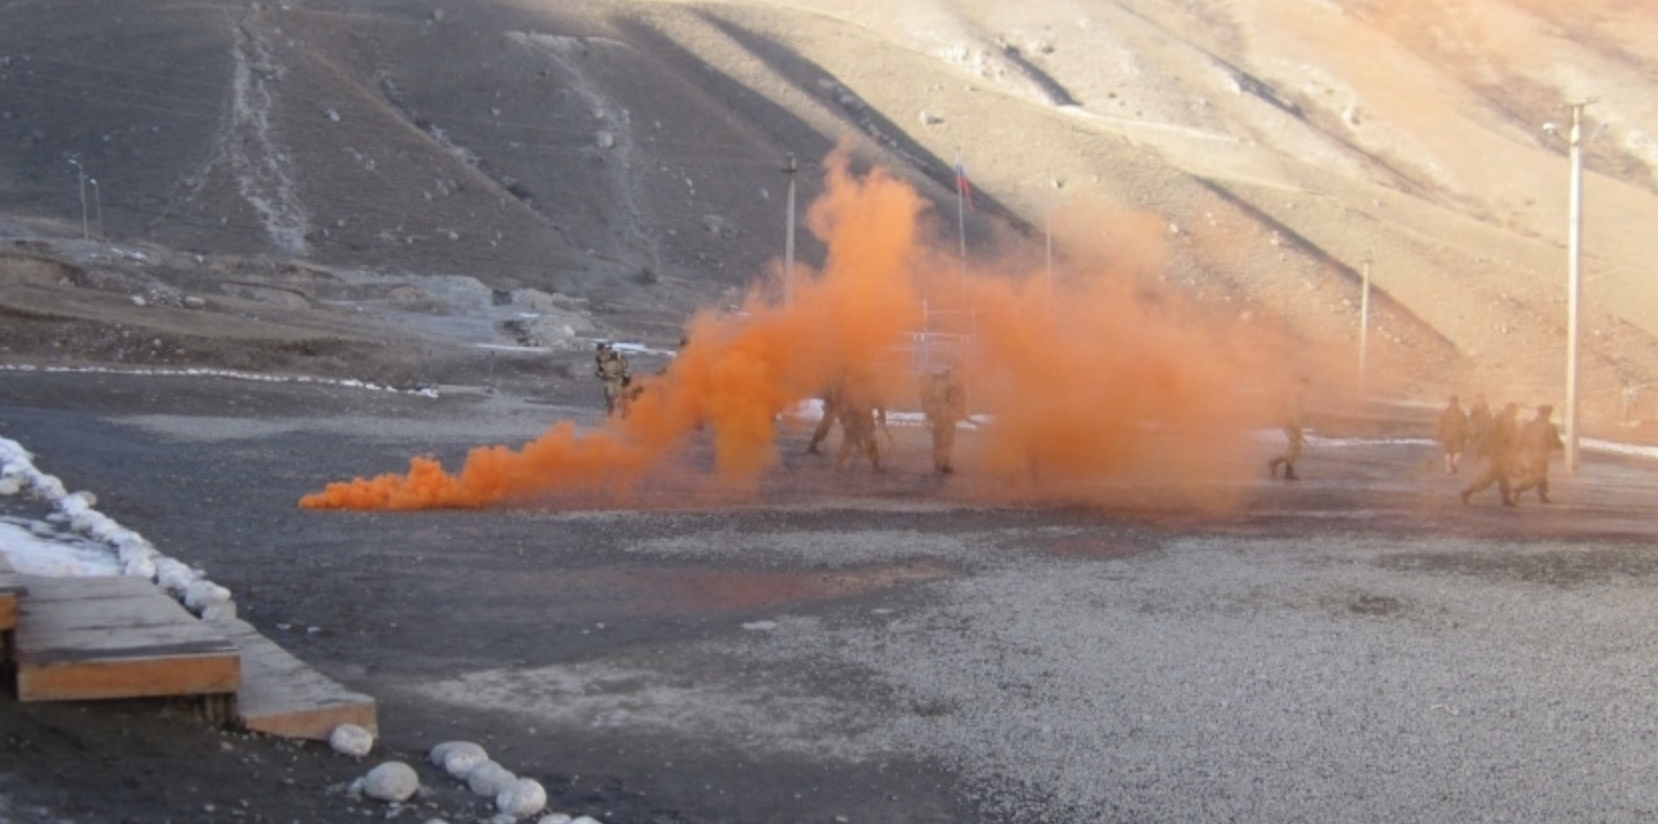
[954,150,967,278]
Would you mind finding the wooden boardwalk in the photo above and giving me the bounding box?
[0,554,25,633]
[13,574,241,702]
[8,572,379,741]
[221,618,378,740]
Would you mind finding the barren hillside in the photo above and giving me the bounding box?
[3,0,1658,423]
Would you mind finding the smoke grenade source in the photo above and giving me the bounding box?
[299,148,1296,511]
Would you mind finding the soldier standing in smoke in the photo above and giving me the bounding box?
[1466,394,1492,455]
[1437,394,1469,474]
[1267,379,1308,481]
[1461,401,1520,506]
[918,365,968,474]
[806,380,842,456]
[1511,404,1564,503]
[834,379,884,473]
[593,342,630,416]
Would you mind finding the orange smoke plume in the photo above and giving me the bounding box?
[300,148,1302,511]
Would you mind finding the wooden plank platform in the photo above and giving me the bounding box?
[218,619,378,740]
[14,575,240,702]
[0,554,26,632]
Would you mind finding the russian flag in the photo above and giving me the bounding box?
[954,159,974,211]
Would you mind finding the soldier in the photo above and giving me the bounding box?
[1466,394,1492,456]
[1267,379,1308,481]
[1461,401,1519,506]
[1437,394,1469,474]
[1511,404,1564,503]
[918,366,967,474]
[834,378,883,473]
[593,342,630,415]
[806,379,842,456]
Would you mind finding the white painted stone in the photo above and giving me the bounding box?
[496,777,547,818]
[329,723,374,757]
[467,760,517,797]
[439,742,488,778]
[362,761,419,802]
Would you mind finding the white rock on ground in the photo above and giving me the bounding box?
[436,742,488,778]
[361,761,420,802]
[535,815,572,824]
[466,760,517,797]
[183,580,232,612]
[496,777,547,818]
[329,723,375,757]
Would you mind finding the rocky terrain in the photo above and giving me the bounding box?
[2,0,1658,422]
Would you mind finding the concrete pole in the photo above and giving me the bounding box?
[88,178,102,240]
[68,159,87,240]
[783,154,798,307]
[1564,103,1585,473]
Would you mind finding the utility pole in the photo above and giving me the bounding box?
[782,154,798,307]
[954,149,968,278]
[88,178,102,240]
[1359,255,1371,397]
[1564,102,1588,474]
[67,158,87,240]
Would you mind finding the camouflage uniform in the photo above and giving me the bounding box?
[1511,405,1564,503]
[834,382,882,473]
[1461,402,1519,506]
[1268,381,1307,481]
[1437,395,1468,474]
[918,367,967,474]
[806,381,842,455]
[594,344,630,415]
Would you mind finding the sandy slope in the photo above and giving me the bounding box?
[4,0,1658,421]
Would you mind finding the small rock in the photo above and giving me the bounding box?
[361,761,419,803]
[496,777,547,818]
[329,723,375,758]
[184,580,232,612]
[466,761,516,797]
[437,742,488,779]
[535,815,572,824]
[200,600,237,622]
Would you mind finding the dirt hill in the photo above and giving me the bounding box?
[4,0,1658,425]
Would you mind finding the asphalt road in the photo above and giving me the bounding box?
[5,370,1658,824]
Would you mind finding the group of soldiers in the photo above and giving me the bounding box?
[1437,393,1564,506]
[806,366,968,475]
[593,343,1567,501]
[593,340,970,475]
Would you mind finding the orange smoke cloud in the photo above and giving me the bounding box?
[300,147,1301,511]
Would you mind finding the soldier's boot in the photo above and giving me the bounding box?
[1459,489,1471,505]
[1267,458,1280,478]
[1284,465,1300,481]
[1501,495,1517,507]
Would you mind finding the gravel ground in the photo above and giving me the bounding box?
[4,370,1658,824]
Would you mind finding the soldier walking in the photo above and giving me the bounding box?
[1461,401,1519,506]
[1437,394,1469,474]
[593,342,630,416]
[806,380,842,456]
[918,366,967,474]
[1267,379,1308,481]
[834,378,883,473]
[1511,404,1564,503]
